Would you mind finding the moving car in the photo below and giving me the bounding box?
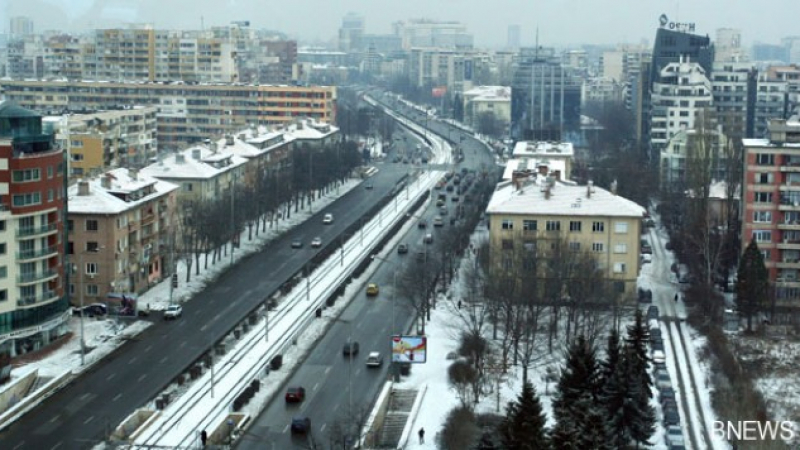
[365,182,374,190]
[652,349,666,365]
[433,216,443,227]
[418,219,427,229]
[291,239,303,249]
[163,304,182,320]
[665,425,685,447]
[366,351,384,367]
[311,237,322,248]
[397,243,408,254]
[343,341,360,356]
[323,213,334,224]
[366,283,380,296]
[291,416,311,434]
[73,303,108,316]
[285,386,306,403]
[424,233,433,244]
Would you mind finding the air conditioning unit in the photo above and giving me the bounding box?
[88,273,96,279]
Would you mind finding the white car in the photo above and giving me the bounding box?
[311,237,322,248]
[323,213,334,224]
[641,254,653,264]
[652,349,666,364]
[164,304,182,320]
[366,351,384,367]
[665,425,685,447]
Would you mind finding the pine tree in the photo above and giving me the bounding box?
[600,330,630,448]
[600,328,621,384]
[736,239,769,332]
[499,380,550,450]
[549,416,581,450]
[624,309,652,396]
[624,347,656,448]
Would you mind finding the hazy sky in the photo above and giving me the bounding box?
[2,0,795,48]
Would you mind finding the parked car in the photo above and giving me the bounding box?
[647,306,660,321]
[73,303,108,316]
[285,387,306,403]
[366,351,384,367]
[663,407,681,426]
[163,304,182,320]
[638,288,653,303]
[343,341,360,356]
[652,361,667,374]
[641,240,653,254]
[650,327,662,340]
[366,283,380,296]
[291,416,312,434]
[659,387,676,404]
[397,243,408,254]
[291,239,303,249]
[424,233,433,244]
[641,254,653,264]
[652,349,666,365]
[655,372,672,389]
[665,425,685,447]
[311,237,322,248]
[323,213,334,224]
[418,219,427,229]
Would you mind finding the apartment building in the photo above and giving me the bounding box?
[67,168,178,300]
[486,175,645,296]
[0,80,337,148]
[659,128,730,188]
[407,48,487,93]
[393,19,474,50]
[462,86,511,129]
[0,101,69,357]
[742,117,800,312]
[511,140,574,181]
[711,61,756,139]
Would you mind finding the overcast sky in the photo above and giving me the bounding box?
[2,0,795,48]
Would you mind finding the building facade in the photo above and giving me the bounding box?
[0,101,69,357]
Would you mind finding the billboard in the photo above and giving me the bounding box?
[391,335,427,363]
[106,293,139,317]
[431,87,447,98]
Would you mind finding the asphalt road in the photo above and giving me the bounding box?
[237,91,498,449]
[0,126,423,450]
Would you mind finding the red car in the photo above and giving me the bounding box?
[285,386,306,403]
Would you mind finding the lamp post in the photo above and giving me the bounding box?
[77,246,103,366]
[371,254,401,382]
[230,173,236,266]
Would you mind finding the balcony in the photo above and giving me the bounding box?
[17,245,59,261]
[16,290,58,307]
[12,133,56,156]
[141,212,156,225]
[16,222,58,238]
[17,269,58,285]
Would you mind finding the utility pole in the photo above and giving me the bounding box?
[230,174,235,266]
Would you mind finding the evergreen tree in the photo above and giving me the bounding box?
[499,380,550,450]
[549,418,581,450]
[600,328,621,384]
[623,347,656,447]
[624,309,652,396]
[736,239,769,332]
[600,329,630,448]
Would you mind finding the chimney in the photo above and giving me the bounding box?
[511,170,527,191]
[192,148,202,160]
[225,135,234,146]
[78,180,90,196]
[101,174,112,189]
[210,141,218,153]
[586,180,594,198]
[610,179,618,195]
[176,153,185,164]
[129,168,138,181]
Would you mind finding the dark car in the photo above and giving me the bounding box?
[650,327,662,340]
[343,341,360,356]
[365,182,374,190]
[291,416,311,434]
[291,239,303,249]
[647,306,659,321]
[285,387,306,403]
[73,303,108,316]
[638,288,653,303]
[663,407,681,426]
[418,219,427,229]
[451,196,459,202]
[398,243,409,254]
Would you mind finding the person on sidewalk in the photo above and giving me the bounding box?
[418,427,425,444]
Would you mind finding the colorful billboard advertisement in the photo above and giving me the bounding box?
[431,87,447,98]
[391,335,427,363]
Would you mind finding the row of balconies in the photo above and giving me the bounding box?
[17,269,58,285]
[16,290,58,307]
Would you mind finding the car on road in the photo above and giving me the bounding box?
[641,254,652,264]
[343,341,360,356]
[366,351,384,367]
[418,219,427,229]
[647,305,659,321]
[433,216,443,227]
[291,239,303,249]
[451,195,460,202]
[424,233,433,244]
[655,371,672,389]
[638,288,653,303]
[650,327,662,341]
[651,339,665,352]
[366,283,380,296]
[659,387,676,403]
[398,243,408,254]
[291,416,311,434]
[641,240,653,254]
[439,206,448,215]
[163,304,182,320]
[285,387,306,403]
[652,349,666,365]
[663,407,681,426]
[323,213,334,224]
[73,303,108,316]
[665,425,685,447]
[436,199,446,207]
[311,237,322,248]
[365,182,374,190]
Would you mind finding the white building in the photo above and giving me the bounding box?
[462,85,511,128]
[511,140,574,180]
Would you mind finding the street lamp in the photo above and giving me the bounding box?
[76,246,103,366]
[371,254,402,382]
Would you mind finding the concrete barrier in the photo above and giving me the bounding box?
[357,381,394,449]
[0,367,37,416]
[397,383,428,450]
[0,369,72,432]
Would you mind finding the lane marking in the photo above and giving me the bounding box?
[320,423,327,433]
[128,357,137,365]
[113,393,122,402]
[12,441,26,450]
[138,374,147,382]
[49,443,62,450]
[145,345,152,352]
[313,382,320,391]
[106,373,115,381]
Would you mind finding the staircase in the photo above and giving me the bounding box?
[375,389,418,448]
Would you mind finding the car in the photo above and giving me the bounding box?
[440,206,448,215]
[659,387,676,403]
[651,340,664,352]
[446,184,454,192]
[645,218,656,228]
[365,182,374,190]
[291,416,311,434]
[641,254,653,264]
[416,251,426,262]
[650,327,662,340]
[343,341,360,356]
[653,361,668,373]
[652,349,666,364]
[366,283,380,296]
[638,288,653,303]
[451,196,460,202]
[323,213,334,224]
[397,243,408,254]
[164,304,182,320]
[310,237,322,248]
[285,387,306,403]
[291,239,303,249]
[433,216,443,227]
[663,407,681,426]
[366,351,384,367]
[655,372,672,389]
[647,305,660,321]
[424,233,433,244]
[73,303,108,316]
[641,240,653,254]
[418,219,427,229]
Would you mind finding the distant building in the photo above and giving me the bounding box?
[462,86,511,129]
[9,17,34,38]
[393,19,473,50]
[510,140,574,181]
[339,13,364,52]
[507,25,521,50]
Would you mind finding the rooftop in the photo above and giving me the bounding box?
[68,168,179,215]
[512,140,574,157]
[140,145,248,180]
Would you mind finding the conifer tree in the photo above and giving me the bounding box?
[499,380,550,450]
[624,308,652,396]
[736,239,769,332]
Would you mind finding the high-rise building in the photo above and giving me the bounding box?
[393,19,473,50]
[711,61,757,139]
[715,28,747,63]
[9,17,34,38]
[338,13,364,52]
[752,43,789,64]
[0,101,69,357]
[507,25,521,50]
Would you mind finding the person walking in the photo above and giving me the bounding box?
[418,427,425,444]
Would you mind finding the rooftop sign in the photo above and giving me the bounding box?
[659,14,696,33]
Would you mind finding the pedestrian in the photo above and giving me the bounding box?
[674,293,679,302]
[418,427,425,444]
[458,300,462,309]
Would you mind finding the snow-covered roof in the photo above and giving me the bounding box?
[487,177,645,218]
[68,168,179,215]
[463,85,511,102]
[140,145,248,180]
[512,140,574,158]
[502,157,566,181]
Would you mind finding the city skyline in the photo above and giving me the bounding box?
[3,0,798,49]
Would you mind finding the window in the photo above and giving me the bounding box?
[67,242,74,254]
[761,250,772,261]
[756,173,774,184]
[614,243,628,253]
[752,230,772,243]
[86,284,99,296]
[592,221,605,232]
[614,222,629,233]
[67,220,74,232]
[613,262,627,273]
[523,220,537,232]
[592,242,604,253]
[86,242,99,252]
[753,211,772,223]
[0,221,5,232]
[184,183,194,192]
[502,239,513,250]
[546,221,561,232]
[568,242,581,251]
[502,258,512,270]
[614,281,625,293]
[501,219,514,230]
[756,154,775,165]
[0,267,6,279]
[12,169,40,182]
[12,193,41,207]
[569,221,582,232]
[86,262,97,275]
[0,243,6,255]
[71,153,84,162]
[47,166,54,179]
[86,220,98,231]
[0,290,6,302]
[754,192,773,203]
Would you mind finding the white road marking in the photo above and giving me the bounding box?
[138,374,147,382]
[106,373,115,381]
[113,393,122,402]
[83,416,94,425]
[320,423,327,433]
